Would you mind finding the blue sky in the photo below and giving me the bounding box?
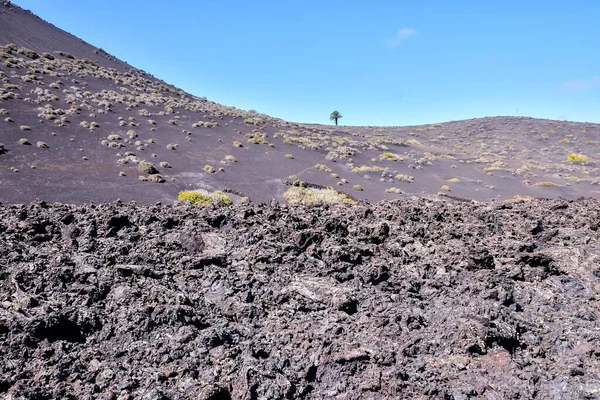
[16,0,600,126]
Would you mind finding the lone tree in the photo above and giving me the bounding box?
[330,110,342,126]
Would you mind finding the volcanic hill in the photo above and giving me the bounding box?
[1,1,600,204]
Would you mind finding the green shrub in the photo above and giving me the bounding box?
[4,58,18,68]
[17,47,39,59]
[138,161,158,174]
[246,133,267,144]
[148,174,165,183]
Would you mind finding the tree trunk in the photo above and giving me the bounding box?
[335,118,338,126]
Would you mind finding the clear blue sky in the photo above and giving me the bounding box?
[16,0,600,126]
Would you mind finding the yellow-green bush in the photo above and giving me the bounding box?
[283,186,355,205]
[379,152,403,161]
[352,165,384,173]
[567,153,591,163]
[178,190,232,206]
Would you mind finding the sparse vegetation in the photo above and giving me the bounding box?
[234,141,243,147]
[246,133,267,144]
[533,181,559,187]
[203,164,215,173]
[314,164,332,172]
[353,184,363,191]
[55,50,75,59]
[108,134,122,141]
[193,121,218,128]
[159,161,171,168]
[19,125,31,131]
[395,174,414,183]
[386,187,403,194]
[19,138,30,145]
[285,154,294,159]
[36,141,49,148]
[178,190,232,206]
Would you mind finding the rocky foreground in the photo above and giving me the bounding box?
[1,198,599,399]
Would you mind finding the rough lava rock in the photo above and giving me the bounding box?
[0,198,600,399]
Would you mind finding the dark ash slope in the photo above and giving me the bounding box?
[2,1,600,204]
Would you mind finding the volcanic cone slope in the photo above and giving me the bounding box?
[2,1,600,203]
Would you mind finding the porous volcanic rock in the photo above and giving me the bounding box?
[0,198,599,399]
